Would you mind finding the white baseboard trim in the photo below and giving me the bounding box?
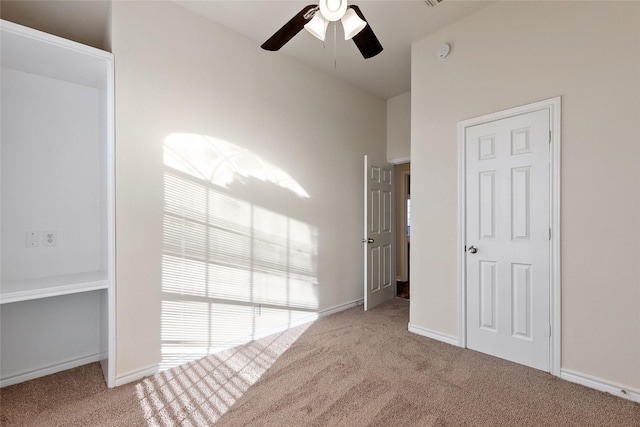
[114,364,159,387]
[408,323,460,347]
[215,299,364,348]
[560,369,640,403]
[320,299,364,318]
[0,353,102,388]
[115,299,365,387]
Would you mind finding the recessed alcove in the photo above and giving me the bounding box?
[0,20,115,387]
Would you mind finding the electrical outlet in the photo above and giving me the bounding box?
[25,231,40,247]
[43,231,57,247]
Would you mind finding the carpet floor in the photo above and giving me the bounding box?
[1,298,639,426]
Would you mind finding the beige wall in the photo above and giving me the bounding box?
[388,92,412,282]
[387,91,411,163]
[111,1,386,379]
[410,1,640,391]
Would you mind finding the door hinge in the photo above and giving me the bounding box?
[549,228,551,240]
[549,325,552,337]
[548,130,552,145]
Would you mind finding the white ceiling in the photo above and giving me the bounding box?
[175,1,493,99]
[0,0,493,99]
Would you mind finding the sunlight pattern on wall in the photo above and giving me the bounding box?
[161,133,318,369]
[164,132,310,198]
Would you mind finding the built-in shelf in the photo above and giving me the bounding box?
[0,271,108,304]
[1,19,115,387]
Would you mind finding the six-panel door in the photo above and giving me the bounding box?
[465,109,551,371]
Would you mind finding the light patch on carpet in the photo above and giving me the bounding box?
[135,322,313,425]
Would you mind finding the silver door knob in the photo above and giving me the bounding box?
[362,238,375,243]
[468,245,478,254]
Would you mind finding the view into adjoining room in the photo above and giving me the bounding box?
[395,163,410,299]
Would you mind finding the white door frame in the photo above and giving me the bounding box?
[457,97,561,376]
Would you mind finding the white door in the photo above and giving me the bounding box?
[465,109,551,371]
[364,155,395,311]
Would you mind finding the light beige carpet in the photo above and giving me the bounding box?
[1,298,639,426]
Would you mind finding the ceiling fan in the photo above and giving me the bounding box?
[261,0,383,59]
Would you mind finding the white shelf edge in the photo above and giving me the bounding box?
[0,272,108,304]
[1,19,112,61]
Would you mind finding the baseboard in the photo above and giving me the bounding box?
[114,299,365,387]
[114,364,159,387]
[215,299,364,348]
[405,325,640,404]
[0,353,102,388]
[408,323,460,347]
[319,299,364,318]
[560,369,640,403]
[405,331,640,404]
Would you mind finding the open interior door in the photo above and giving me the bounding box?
[363,155,395,311]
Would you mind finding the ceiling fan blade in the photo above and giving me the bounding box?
[261,4,317,51]
[349,5,383,59]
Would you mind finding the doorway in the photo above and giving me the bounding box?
[458,97,561,375]
[395,163,410,299]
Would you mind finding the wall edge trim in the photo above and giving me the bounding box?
[114,364,159,387]
[113,299,365,387]
[408,323,460,347]
[388,156,411,165]
[0,353,102,388]
[560,369,640,403]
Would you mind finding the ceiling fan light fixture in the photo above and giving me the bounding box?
[261,2,383,59]
[319,0,348,22]
[341,8,367,40]
[304,13,329,41]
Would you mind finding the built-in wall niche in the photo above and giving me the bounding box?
[0,20,115,387]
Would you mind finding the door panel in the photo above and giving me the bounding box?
[466,109,550,371]
[364,155,394,311]
[511,263,532,339]
[479,260,497,331]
